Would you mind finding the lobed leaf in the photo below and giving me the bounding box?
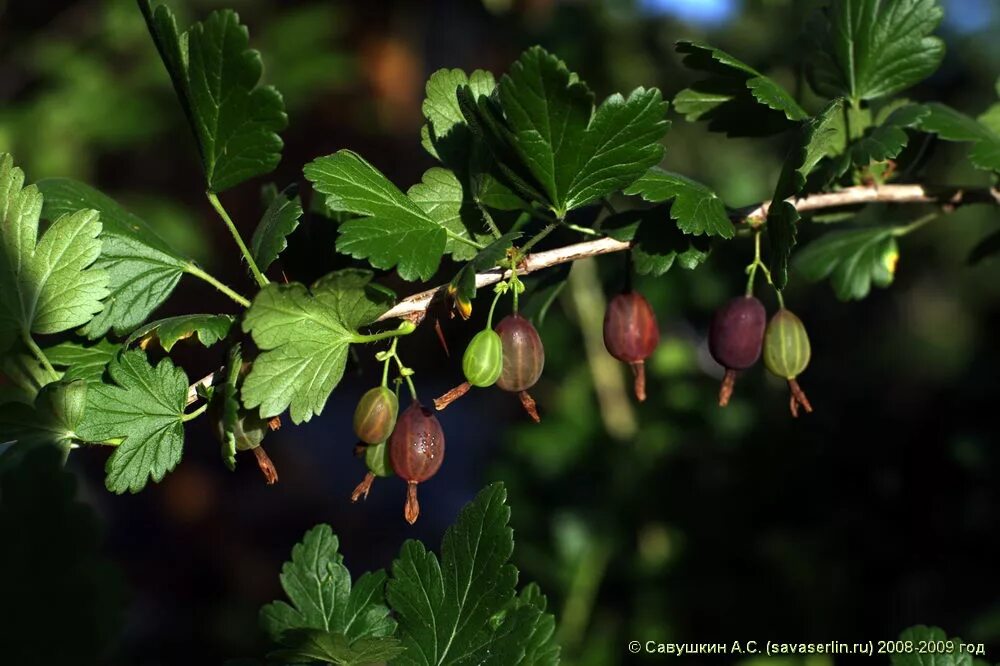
[251,185,303,273]
[37,178,188,338]
[124,314,234,353]
[0,380,87,450]
[795,226,900,300]
[44,339,120,384]
[624,168,733,238]
[0,155,109,353]
[808,0,945,104]
[387,483,550,666]
[919,103,1000,174]
[497,47,669,216]
[241,269,395,423]
[139,0,287,192]
[304,151,448,281]
[407,167,494,261]
[673,41,807,137]
[76,350,189,493]
[604,208,711,277]
[260,524,398,665]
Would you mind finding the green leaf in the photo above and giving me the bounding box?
[511,584,560,666]
[919,103,1000,173]
[252,185,302,273]
[304,151,448,281]
[44,339,120,384]
[387,483,551,666]
[260,524,398,663]
[604,208,711,277]
[139,1,287,192]
[0,155,109,354]
[673,41,807,137]
[498,47,669,216]
[0,350,54,405]
[795,226,900,300]
[76,350,189,494]
[891,626,971,666]
[850,103,929,165]
[268,629,404,666]
[242,269,395,423]
[624,168,734,238]
[767,100,844,288]
[124,314,234,353]
[0,380,87,449]
[37,178,188,338]
[408,167,493,261]
[422,68,497,165]
[808,0,945,104]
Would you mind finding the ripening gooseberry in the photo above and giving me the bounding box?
[389,401,445,524]
[352,386,399,445]
[763,308,813,417]
[495,313,545,421]
[603,291,660,401]
[210,406,279,484]
[708,295,766,407]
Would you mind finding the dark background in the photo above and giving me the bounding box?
[1,0,999,664]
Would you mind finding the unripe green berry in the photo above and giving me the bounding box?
[353,387,399,445]
[462,329,503,388]
[763,309,811,379]
[365,440,394,477]
[212,408,268,451]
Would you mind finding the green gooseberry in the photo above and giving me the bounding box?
[763,308,814,417]
[462,329,503,388]
[353,386,399,445]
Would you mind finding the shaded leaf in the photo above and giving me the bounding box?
[268,629,404,666]
[891,626,971,666]
[851,103,929,165]
[44,339,120,384]
[604,208,711,277]
[795,226,900,300]
[919,103,1000,173]
[387,483,554,665]
[808,0,945,104]
[260,525,396,644]
[252,185,302,273]
[673,41,807,137]
[408,167,494,261]
[0,380,87,450]
[624,168,734,238]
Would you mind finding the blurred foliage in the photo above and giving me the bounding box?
[1,0,999,664]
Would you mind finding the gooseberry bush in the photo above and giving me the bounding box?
[1,0,997,663]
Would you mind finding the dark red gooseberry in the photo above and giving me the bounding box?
[389,401,445,524]
[708,295,766,407]
[352,386,399,445]
[603,291,660,402]
[494,313,545,422]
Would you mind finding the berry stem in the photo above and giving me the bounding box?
[206,191,269,288]
[434,382,471,411]
[252,445,279,484]
[404,481,420,524]
[518,390,541,422]
[745,230,785,307]
[181,402,209,422]
[351,472,376,502]
[487,289,504,328]
[718,368,737,407]
[352,320,417,344]
[788,378,813,417]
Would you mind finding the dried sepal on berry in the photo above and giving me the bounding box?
[763,308,813,417]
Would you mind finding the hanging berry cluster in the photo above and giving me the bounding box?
[709,232,813,416]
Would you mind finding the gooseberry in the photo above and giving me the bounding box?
[763,308,813,417]
[352,386,399,445]
[463,329,503,388]
[708,295,766,407]
[603,291,660,401]
[389,401,445,524]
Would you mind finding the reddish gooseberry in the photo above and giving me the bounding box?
[352,386,399,445]
[389,401,445,524]
[708,295,766,407]
[603,291,660,401]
